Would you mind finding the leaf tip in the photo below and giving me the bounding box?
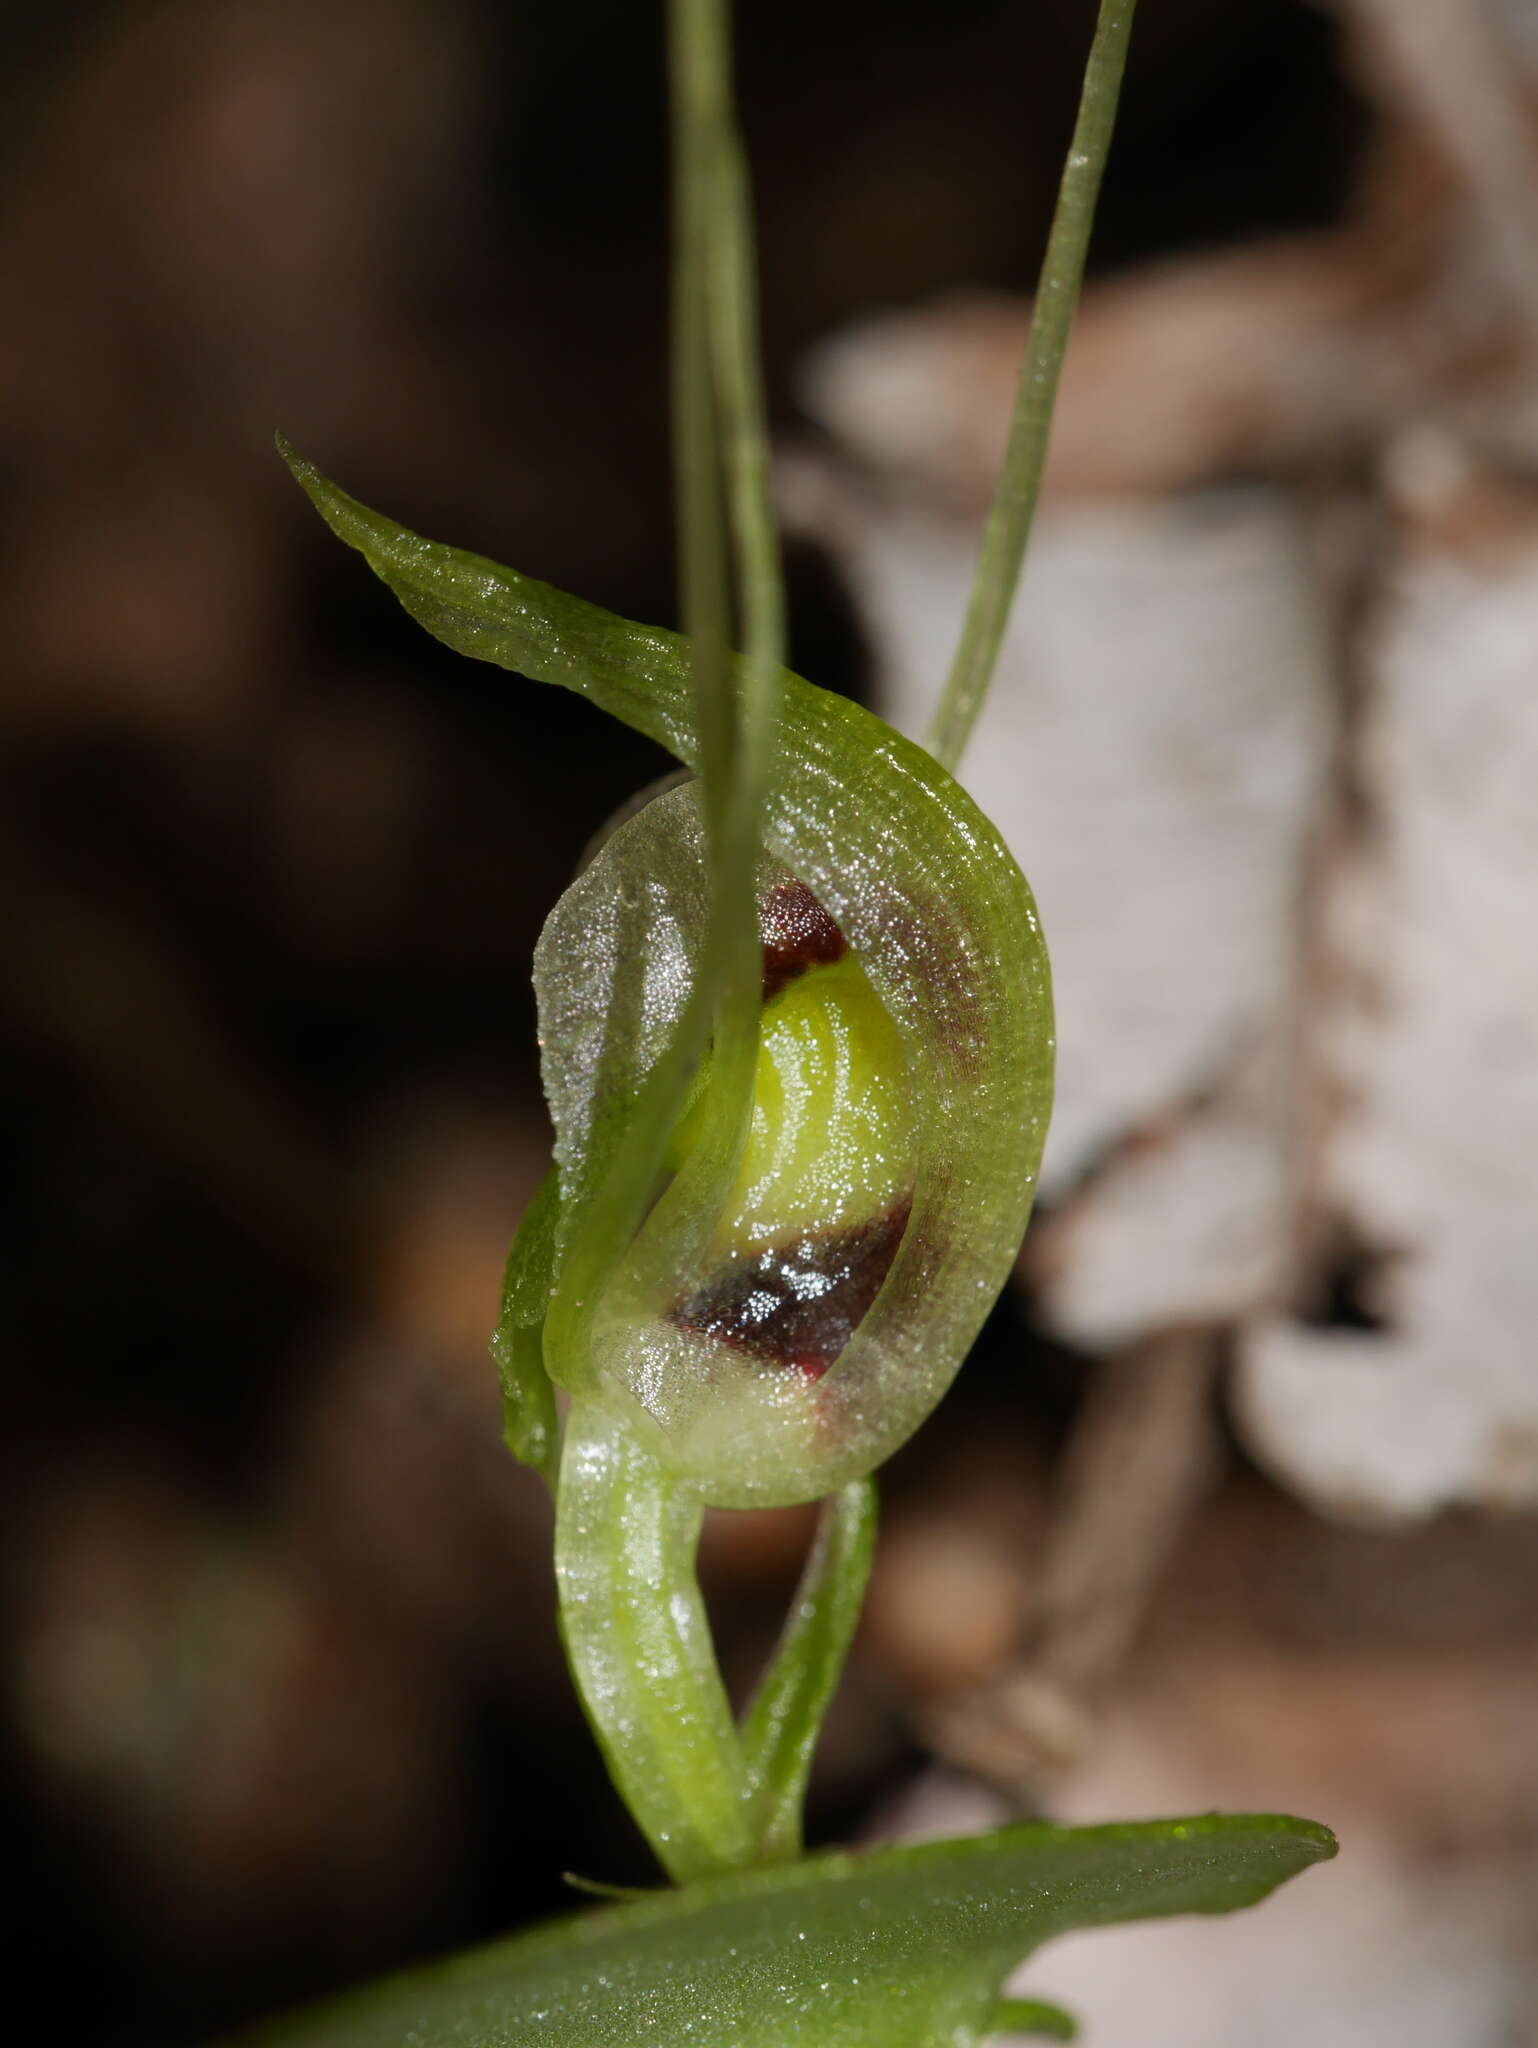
[1295,1816,1340,1863]
[1253,1814,1337,1866]
[274,429,332,518]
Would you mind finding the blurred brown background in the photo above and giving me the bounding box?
[6,4,1537,2047]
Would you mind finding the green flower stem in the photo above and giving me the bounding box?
[668,0,733,837]
[667,0,784,861]
[741,1477,876,1862]
[552,1400,878,1879]
[702,50,784,817]
[659,0,786,1304]
[554,1399,751,1883]
[926,0,1139,775]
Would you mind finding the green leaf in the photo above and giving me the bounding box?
[244,1813,1335,2048]
[279,442,1055,1513]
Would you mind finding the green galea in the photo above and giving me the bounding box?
[283,440,1054,1514]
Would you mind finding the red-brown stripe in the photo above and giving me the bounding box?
[759,878,847,1003]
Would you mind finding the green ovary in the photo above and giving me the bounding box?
[674,953,917,1256]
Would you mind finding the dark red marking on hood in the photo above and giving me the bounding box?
[760,878,847,1003]
[670,1199,911,1381]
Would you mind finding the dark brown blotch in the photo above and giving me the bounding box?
[760,878,847,1003]
[670,1199,911,1381]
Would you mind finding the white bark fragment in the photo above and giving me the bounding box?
[1035,1044,1298,1353]
[1236,455,1538,1519]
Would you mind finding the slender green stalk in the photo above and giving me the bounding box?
[669,0,784,847]
[555,1401,751,1882]
[741,1478,876,1862]
[668,0,733,831]
[659,0,786,1269]
[707,118,785,822]
[926,0,1138,775]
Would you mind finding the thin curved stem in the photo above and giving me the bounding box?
[926,0,1138,775]
[555,1399,750,1882]
[709,113,786,827]
[669,0,784,858]
[670,0,786,901]
[669,0,734,834]
[741,1477,877,1861]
